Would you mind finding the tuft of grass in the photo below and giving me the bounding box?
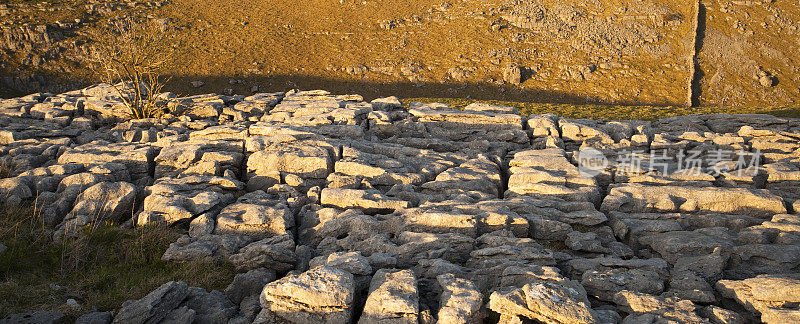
[0,160,10,179]
[0,204,235,319]
[403,97,800,121]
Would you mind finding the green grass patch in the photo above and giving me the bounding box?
[0,205,235,319]
[403,97,800,121]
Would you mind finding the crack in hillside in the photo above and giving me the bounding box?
[687,0,706,107]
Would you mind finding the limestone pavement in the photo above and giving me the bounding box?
[1,84,800,323]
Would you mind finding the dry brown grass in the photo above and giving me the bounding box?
[1,0,797,113]
[0,160,11,179]
[0,0,690,105]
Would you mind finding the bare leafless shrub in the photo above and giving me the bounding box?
[87,19,177,119]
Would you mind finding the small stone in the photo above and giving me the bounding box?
[65,298,80,310]
[759,75,774,87]
[756,70,775,87]
[503,65,524,85]
[284,173,305,187]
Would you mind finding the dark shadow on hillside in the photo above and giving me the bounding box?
[162,74,678,107]
[2,73,686,107]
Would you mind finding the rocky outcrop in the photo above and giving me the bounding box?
[214,189,299,239]
[602,184,786,216]
[56,181,137,237]
[3,86,800,323]
[506,148,602,204]
[113,281,189,324]
[489,281,599,324]
[359,269,419,324]
[137,175,241,225]
[613,290,707,323]
[716,275,800,323]
[259,266,355,324]
[436,274,484,324]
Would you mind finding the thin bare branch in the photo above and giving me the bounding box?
[87,19,176,119]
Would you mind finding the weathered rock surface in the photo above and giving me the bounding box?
[214,189,297,239]
[57,141,158,181]
[74,312,113,324]
[489,281,599,324]
[613,290,707,323]
[161,234,252,262]
[259,266,355,324]
[359,269,419,324]
[0,311,65,324]
[113,281,189,324]
[57,181,136,236]
[506,148,602,204]
[408,102,528,144]
[228,234,297,272]
[602,184,787,216]
[3,86,800,323]
[436,273,484,324]
[716,275,800,324]
[321,188,409,211]
[137,175,241,225]
[224,268,277,305]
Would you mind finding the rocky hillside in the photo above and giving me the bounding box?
[1,85,800,322]
[1,0,798,107]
